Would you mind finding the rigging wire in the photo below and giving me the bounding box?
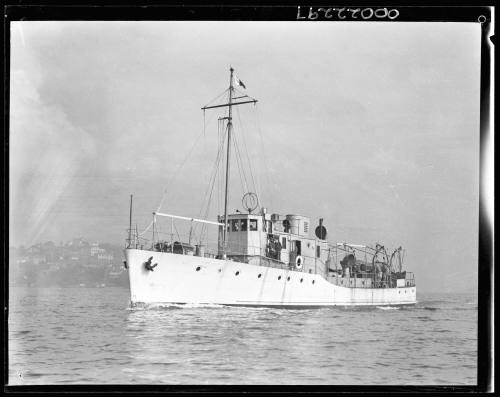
[198,154,225,240]
[218,118,224,217]
[173,221,181,242]
[231,127,250,195]
[196,88,260,242]
[234,86,257,102]
[235,105,259,197]
[196,81,236,243]
[198,135,227,244]
[203,88,231,108]
[138,108,220,237]
[193,124,228,243]
[143,86,260,243]
[217,88,231,224]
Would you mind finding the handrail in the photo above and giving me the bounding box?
[125,225,412,286]
[128,231,400,269]
[329,270,415,289]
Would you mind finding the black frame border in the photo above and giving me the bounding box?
[2,2,494,394]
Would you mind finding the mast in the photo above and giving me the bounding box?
[128,194,133,248]
[222,67,234,255]
[201,67,258,257]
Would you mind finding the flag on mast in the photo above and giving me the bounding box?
[233,73,246,89]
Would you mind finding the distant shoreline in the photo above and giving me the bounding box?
[9,284,129,289]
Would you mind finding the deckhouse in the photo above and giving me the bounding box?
[218,209,330,276]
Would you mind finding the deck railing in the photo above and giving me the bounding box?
[329,271,415,289]
[125,227,414,288]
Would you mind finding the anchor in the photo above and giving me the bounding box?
[144,256,158,271]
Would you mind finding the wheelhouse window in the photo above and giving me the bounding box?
[231,219,240,232]
[249,219,258,231]
[240,219,248,231]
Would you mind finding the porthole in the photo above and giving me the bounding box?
[258,274,262,278]
[405,290,407,293]
[309,269,312,273]
[235,271,240,276]
[287,276,291,281]
[300,278,303,283]
[196,266,201,271]
[312,280,315,284]
[278,275,282,280]
[362,281,365,285]
[218,268,222,272]
[398,290,401,294]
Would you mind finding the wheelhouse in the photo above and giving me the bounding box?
[218,210,330,275]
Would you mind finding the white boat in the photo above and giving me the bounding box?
[124,68,416,307]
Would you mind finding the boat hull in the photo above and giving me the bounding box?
[125,249,416,306]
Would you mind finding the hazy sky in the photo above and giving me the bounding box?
[10,21,481,292]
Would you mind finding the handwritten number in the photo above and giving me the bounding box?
[348,8,360,19]
[361,8,374,19]
[308,7,319,20]
[296,6,306,19]
[387,9,400,20]
[297,6,399,20]
[374,8,388,18]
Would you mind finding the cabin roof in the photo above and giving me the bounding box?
[226,213,262,218]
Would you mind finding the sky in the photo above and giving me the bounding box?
[9,21,481,292]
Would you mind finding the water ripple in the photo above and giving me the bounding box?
[8,287,477,385]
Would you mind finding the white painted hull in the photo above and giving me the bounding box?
[125,249,416,306]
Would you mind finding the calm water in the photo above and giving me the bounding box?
[8,287,477,385]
